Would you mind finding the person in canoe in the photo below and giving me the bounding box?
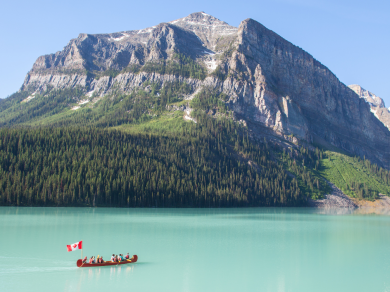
[82,256,88,263]
[111,254,115,262]
[99,256,104,263]
[125,253,130,260]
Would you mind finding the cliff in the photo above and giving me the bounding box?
[13,12,390,168]
[348,84,390,130]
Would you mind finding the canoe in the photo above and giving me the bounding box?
[77,255,138,267]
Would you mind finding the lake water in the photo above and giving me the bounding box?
[0,207,389,292]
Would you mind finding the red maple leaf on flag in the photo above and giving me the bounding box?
[66,241,82,252]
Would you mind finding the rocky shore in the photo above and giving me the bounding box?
[353,194,390,215]
[308,181,357,209]
[309,181,390,215]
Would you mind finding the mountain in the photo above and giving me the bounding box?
[0,12,389,208]
[348,85,385,107]
[11,12,388,168]
[348,84,390,130]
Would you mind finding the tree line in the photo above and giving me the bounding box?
[0,121,311,207]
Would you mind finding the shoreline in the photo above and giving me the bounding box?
[309,180,390,215]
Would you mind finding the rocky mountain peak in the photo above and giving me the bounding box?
[349,84,389,130]
[15,12,390,168]
[168,12,238,51]
[170,12,229,26]
[349,84,385,107]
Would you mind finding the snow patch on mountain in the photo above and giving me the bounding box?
[108,33,133,42]
[137,28,154,34]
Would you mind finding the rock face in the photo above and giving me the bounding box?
[348,84,390,130]
[348,84,385,107]
[19,12,390,168]
[308,181,357,209]
[26,12,236,76]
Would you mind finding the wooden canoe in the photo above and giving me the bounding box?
[77,255,138,267]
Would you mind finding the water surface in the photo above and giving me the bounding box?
[0,207,389,292]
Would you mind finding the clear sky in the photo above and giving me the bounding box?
[1,0,389,106]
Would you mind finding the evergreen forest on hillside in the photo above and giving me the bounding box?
[0,117,322,207]
[0,83,389,207]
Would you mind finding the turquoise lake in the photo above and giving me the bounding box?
[1,207,389,292]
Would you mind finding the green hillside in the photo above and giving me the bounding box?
[319,152,390,200]
[0,85,389,207]
[0,124,312,207]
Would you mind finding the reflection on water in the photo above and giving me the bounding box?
[313,207,390,215]
[0,207,389,292]
[312,208,356,215]
[81,264,135,282]
[353,207,390,215]
[75,263,136,287]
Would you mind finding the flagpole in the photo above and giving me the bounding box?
[81,240,83,260]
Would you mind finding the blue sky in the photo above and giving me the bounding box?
[1,0,389,106]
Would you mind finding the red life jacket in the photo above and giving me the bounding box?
[89,258,93,264]
[125,255,129,259]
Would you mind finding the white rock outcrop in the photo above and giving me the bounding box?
[349,84,390,130]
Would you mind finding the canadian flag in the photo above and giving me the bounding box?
[66,241,82,252]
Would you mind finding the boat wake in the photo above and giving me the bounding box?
[0,266,76,275]
[0,256,76,274]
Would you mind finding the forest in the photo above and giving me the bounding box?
[0,83,389,207]
[0,126,304,207]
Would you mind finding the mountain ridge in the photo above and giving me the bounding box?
[348,84,390,130]
[4,11,390,169]
[1,12,389,208]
